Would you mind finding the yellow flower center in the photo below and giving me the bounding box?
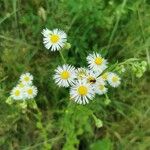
[18,83,24,88]
[112,76,118,82]
[77,71,86,79]
[78,86,88,96]
[101,73,108,80]
[15,90,20,96]
[99,85,105,90]
[50,34,60,43]
[95,57,103,65]
[60,71,70,79]
[24,76,30,82]
[27,89,33,95]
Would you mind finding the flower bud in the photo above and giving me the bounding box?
[64,42,71,50]
[6,97,13,105]
[104,98,111,105]
[95,119,103,128]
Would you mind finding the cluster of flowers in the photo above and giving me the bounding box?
[53,53,121,104]
[10,73,38,100]
[41,28,121,105]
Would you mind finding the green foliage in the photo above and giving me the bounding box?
[131,61,147,78]
[0,0,150,150]
[90,138,113,150]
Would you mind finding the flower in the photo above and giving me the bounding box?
[17,82,26,89]
[24,85,38,99]
[20,73,33,85]
[53,64,76,87]
[87,52,108,73]
[108,73,121,87]
[10,73,38,101]
[75,67,88,80]
[70,80,95,104]
[95,79,108,95]
[11,86,24,100]
[42,28,67,51]
[100,72,109,81]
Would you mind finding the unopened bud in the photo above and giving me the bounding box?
[64,42,71,50]
[104,98,111,105]
[6,97,13,105]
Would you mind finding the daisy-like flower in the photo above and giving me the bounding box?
[53,64,76,87]
[108,73,121,87]
[24,85,38,99]
[11,86,24,100]
[20,73,33,85]
[17,82,26,89]
[42,28,67,51]
[95,79,108,95]
[75,67,88,80]
[87,52,108,73]
[100,72,109,81]
[70,80,95,104]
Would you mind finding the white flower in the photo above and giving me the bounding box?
[24,85,38,99]
[100,72,109,81]
[42,28,67,51]
[16,82,26,89]
[20,73,33,85]
[75,67,88,80]
[87,52,108,73]
[70,80,95,104]
[11,86,24,100]
[95,79,108,95]
[53,64,76,87]
[108,73,121,87]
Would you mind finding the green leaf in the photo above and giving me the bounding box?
[90,138,113,150]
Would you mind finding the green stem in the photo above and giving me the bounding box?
[137,8,150,66]
[118,58,140,66]
[59,50,66,64]
[105,94,109,99]
[32,101,51,149]
[107,0,127,49]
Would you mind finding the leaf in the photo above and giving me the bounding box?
[90,138,113,150]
